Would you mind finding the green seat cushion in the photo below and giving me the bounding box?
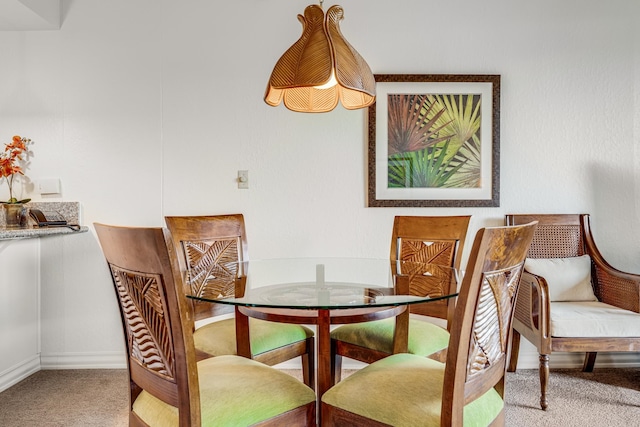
[322,353,503,427]
[194,317,313,357]
[133,355,316,427]
[330,317,450,357]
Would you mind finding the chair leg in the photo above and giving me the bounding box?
[302,337,315,389]
[539,354,549,410]
[507,329,521,372]
[331,340,343,385]
[583,352,597,372]
[332,355,343,384]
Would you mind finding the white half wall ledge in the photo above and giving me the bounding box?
[0,0,61,30]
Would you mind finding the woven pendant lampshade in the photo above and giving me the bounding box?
[264,3,376,113]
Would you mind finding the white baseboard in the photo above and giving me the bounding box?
[40,351,126,370]
[0,356,41,393]
[513,349,640,369]
[37,351,361,371]
[3,348,638,393]
[276,350,640,370]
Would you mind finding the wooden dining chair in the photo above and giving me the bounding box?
[94,223,316,426]
[164,214,315,387]
[330,215,471,381]
[506,214,640,410]
[321,221,537,427]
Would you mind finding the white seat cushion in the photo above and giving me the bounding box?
[550,301,640,337]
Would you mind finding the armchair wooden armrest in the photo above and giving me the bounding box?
[519,272,550,334]
[509,271,551,370]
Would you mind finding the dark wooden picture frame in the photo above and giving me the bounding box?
[367,74,500,207]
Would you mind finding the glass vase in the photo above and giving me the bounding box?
[3,203,26,228]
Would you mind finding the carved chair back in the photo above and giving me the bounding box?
[165,214,248,322]
[391,215,471,322]
[442,222,537,425]
[95,223,200,426]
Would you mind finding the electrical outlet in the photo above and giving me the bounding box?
[237,170,249,189]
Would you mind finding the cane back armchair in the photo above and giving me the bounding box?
[506,214,640,410]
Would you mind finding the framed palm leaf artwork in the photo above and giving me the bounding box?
[367,74,500,207]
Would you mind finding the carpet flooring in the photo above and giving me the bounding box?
[1,368,639,426]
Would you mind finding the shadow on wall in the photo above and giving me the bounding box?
[587,162,640,273]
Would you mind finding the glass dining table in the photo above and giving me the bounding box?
[187,257,459,420]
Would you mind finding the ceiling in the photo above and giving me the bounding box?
[0,0,61,30]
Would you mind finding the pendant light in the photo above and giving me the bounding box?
[264,1,376,113]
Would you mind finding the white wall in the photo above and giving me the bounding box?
[0,0,639,370]
[0,239,40,387]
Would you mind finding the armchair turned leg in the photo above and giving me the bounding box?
[583,352,597,372]
[539,354,549,410]
[508,329,521,372]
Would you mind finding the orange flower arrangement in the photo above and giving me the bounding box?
[0,135,33,204]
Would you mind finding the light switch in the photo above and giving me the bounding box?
[37,178,61,195]
[237,170,249,189]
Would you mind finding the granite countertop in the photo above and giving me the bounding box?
[0,225,89,240]
[1,201,88,240]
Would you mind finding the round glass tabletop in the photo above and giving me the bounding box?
[187,257,459,310]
